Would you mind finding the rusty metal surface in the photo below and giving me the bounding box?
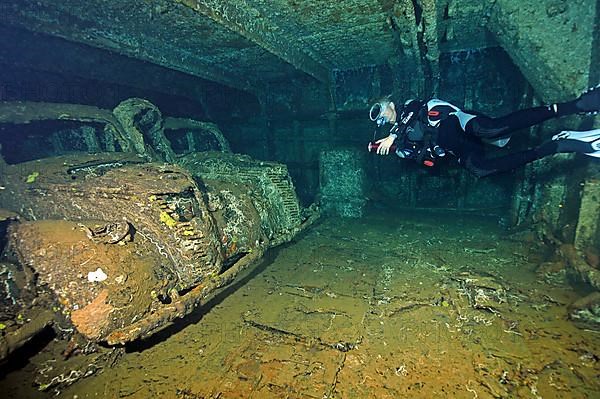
[179,151,303,248]
[0,101,132,151]
[0,154,223,342]
[0,101,115,124]
[0,94,316,345]
[0,153,223,292]
[164,117,231,153]
[0,150,313,343]
[0,99,182,163]
[8,219,165,342]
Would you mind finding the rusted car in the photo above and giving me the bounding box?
[0,98,316,364]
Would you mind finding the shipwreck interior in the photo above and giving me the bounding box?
[0,1,599,398]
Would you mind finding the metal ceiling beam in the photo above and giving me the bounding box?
[176,0,331,84]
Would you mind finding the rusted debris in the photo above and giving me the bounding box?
[559,244,600,291]
[79,220,132,244]
[567,291,600,329]
[242,317,362,353]
[386,302,431,317]
[106,247,264,345]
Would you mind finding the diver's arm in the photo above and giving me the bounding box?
[374,133,397,155]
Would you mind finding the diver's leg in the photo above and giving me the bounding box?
[465,85,600,139]
[465,107,557,139]
[462,147,552,178]
[463,129,600,177]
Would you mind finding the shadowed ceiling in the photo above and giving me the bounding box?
[0,0,597,106]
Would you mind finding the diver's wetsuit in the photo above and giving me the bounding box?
[403,100,582,177]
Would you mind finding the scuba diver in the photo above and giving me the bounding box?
[367,85,600,177]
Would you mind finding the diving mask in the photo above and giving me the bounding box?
[369,101,393,127]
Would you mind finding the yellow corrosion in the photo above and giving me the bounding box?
[159,211,178,228]
[25,171,39,183]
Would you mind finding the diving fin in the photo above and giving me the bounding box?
[552,129,600,157]
[575,84,600,115]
